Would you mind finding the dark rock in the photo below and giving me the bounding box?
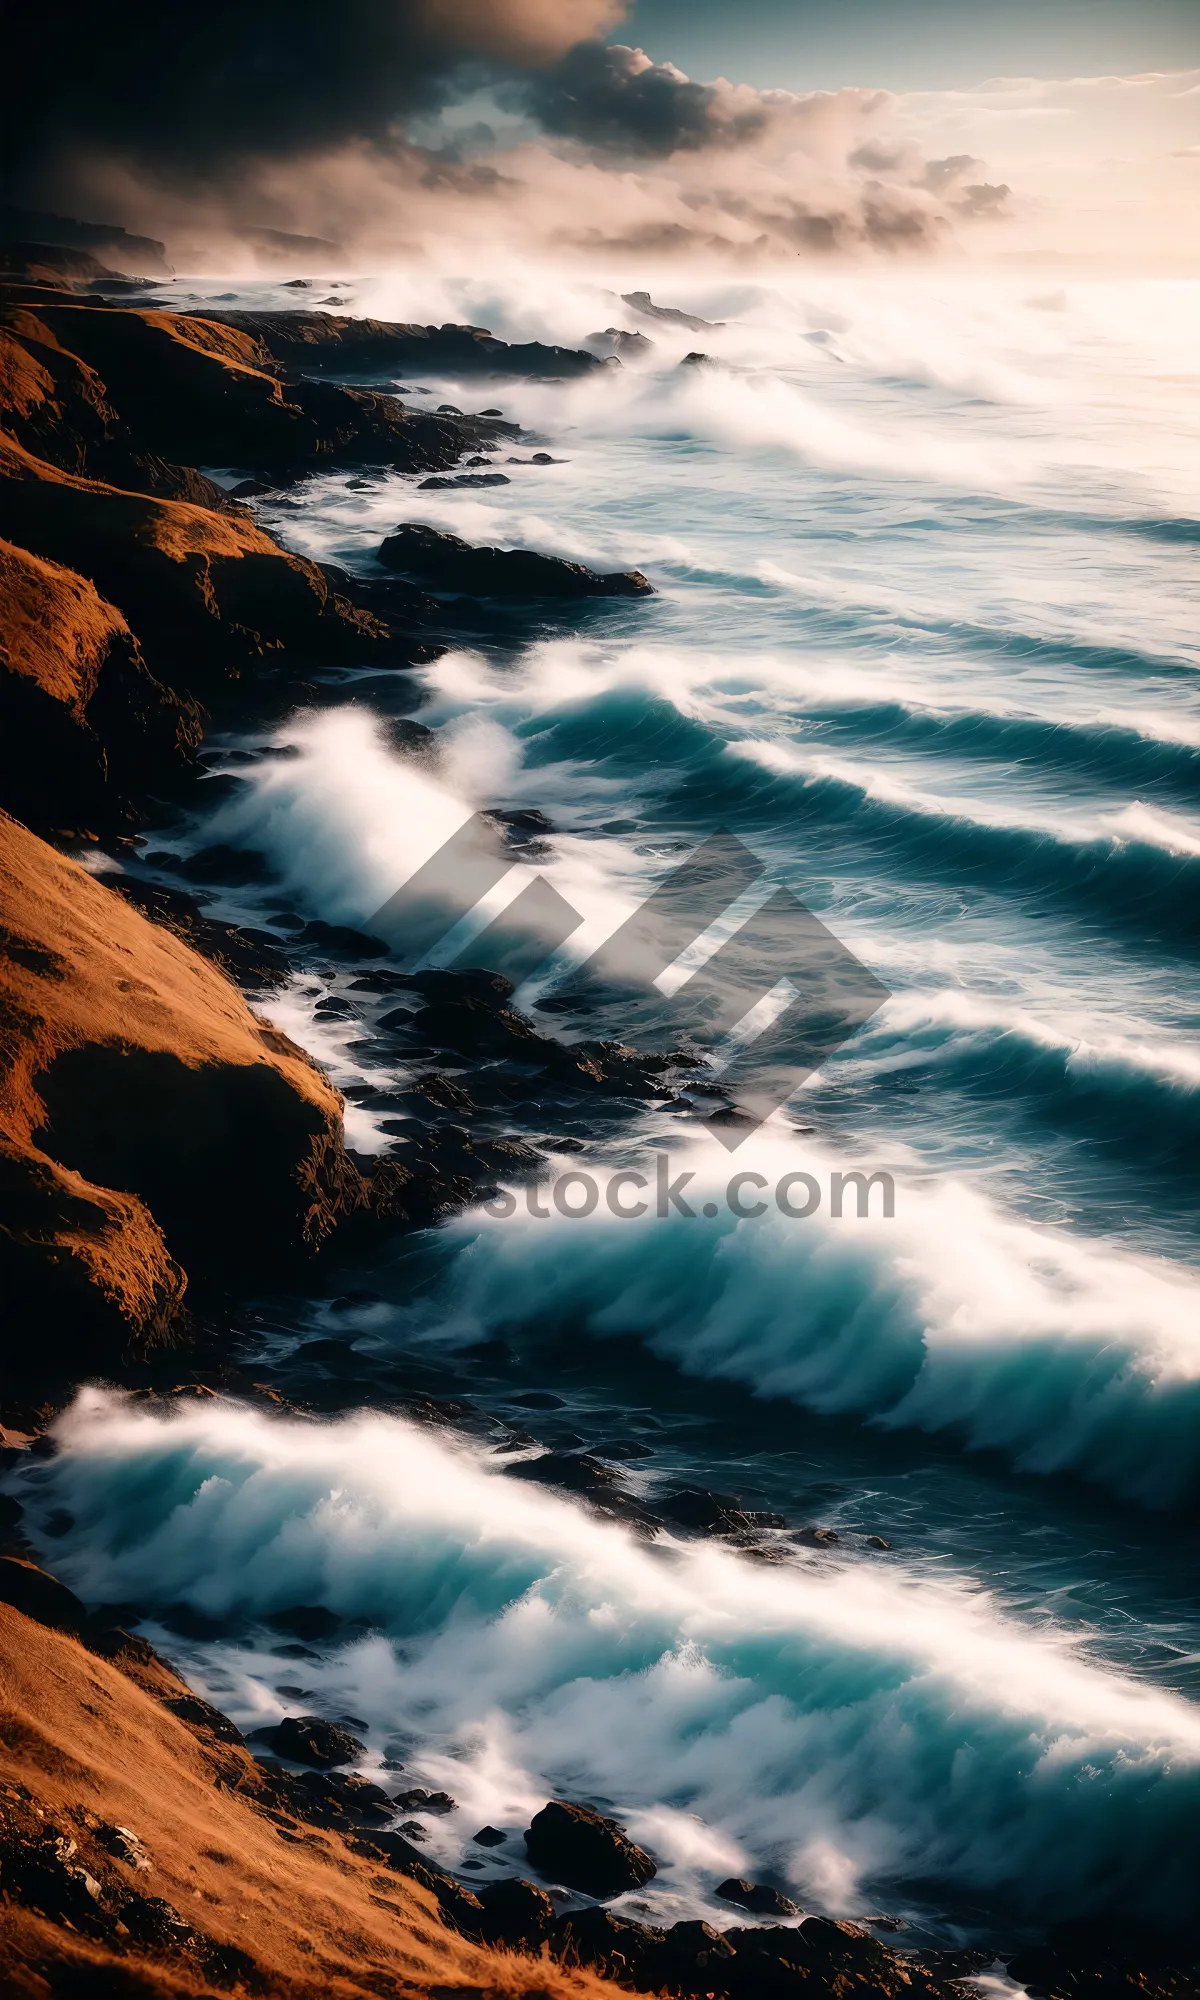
[512,1391,565,1410]
[379,522,652,600]
[865,1535,891,1550]
[656,1919,738,1988]
[394,1788,456,1814]
[0,1555,86,1633]
[97,875,291,988]
[229,477,273,498]
[174,843,272,886]
[297,1770,393,1825]
[659,1489,755,1535]
[192,312,607,382]
[549,1906,664,1981]
[418,472,511,490]
[294,919,389,959]
[715,1877,799,1918]
[505,1453,621,1494]
[791,1526,840,1547]
[471,1825,507,1846]
[621,291,724,332]
[472,1875,555,1947]
[383,716,438,761]
[162,1694,246,1745]
[265,1604,343,1641]
[524,1799,656,1900]
[255,1715,367,1768]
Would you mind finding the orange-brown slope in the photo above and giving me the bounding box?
[0,1598,626,2000]
[0,813,363,1360]
[0,537,201,834]
[0,431,389,683]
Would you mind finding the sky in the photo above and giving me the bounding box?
[624,0,1200,94]
[5,0,1198,272]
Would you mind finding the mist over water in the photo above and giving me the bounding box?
[32,264,1200,1942]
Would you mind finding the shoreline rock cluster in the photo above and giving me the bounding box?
[0,276,651,1374]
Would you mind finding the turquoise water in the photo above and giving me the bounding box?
[17,270,1200,1946]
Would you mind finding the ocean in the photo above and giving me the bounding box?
[15,266,1200,1956]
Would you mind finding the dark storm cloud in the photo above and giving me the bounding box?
[1,0,625,194]
[526,40,769,155]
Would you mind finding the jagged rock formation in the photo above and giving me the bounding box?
[194,308,612,380]
[379,521,654,599]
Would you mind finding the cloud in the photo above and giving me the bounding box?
[920,154,984,192]
[1,0,627,194]
[526,41,770,155]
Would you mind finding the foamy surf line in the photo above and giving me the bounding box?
[416,1129,1200,1510]
[19,1388,1200,1932]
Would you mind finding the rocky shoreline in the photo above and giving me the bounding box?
[1,259,1195,2000]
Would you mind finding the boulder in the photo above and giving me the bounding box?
[549,1905,664,1981]
[524,1798,656,1899]
[472,1875,555,1946]
[255,1715,367,1769]
[715,1876,798,1917]
[377,523,653,600]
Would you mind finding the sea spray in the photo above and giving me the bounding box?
[17,1388,1200,1930]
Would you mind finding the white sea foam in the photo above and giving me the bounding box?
[414,1125,1200,1508]
[22,1388,1200,1929]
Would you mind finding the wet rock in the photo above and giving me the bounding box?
[524,1798,656,1900]
[715,1876,798,1917]
[471,1825,507,1846]
[513,1391,565,1410]
[293,918,388,959]
[791,1526,840,1547]
[659,1488,755,1535]
[162,1693,246,1744]
[383,716,438,761]
[394,1788,456,1814]
[505,1453,621,1495]
[621,291,724,332]
[379,522,652,600]
[255,1714,367,1768]
[865,1535,891,1549]
[174,843,272,885]
[587,328,655,361]
[418,472,511,490]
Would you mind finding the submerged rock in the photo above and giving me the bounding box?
[524,1798,657,1899]
[715,1876,799,1917]
[378,522,652,600]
